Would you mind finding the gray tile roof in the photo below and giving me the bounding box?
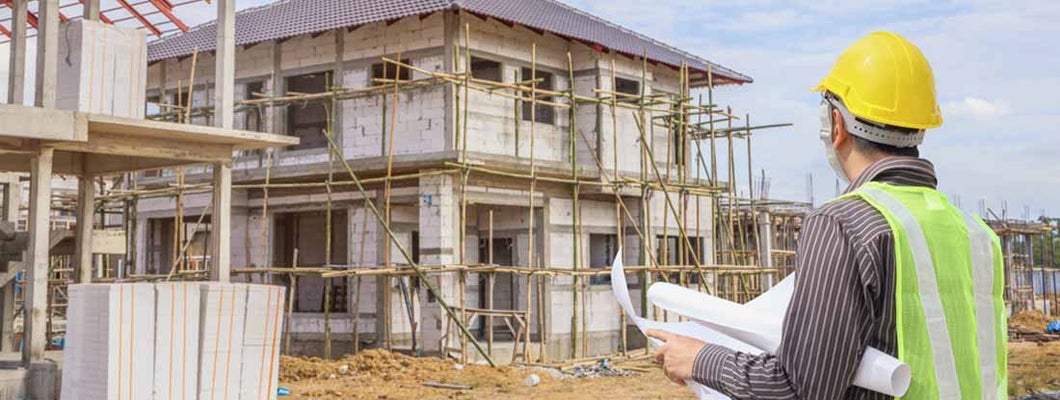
[148,0,751,84]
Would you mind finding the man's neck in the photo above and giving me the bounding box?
[845,153,891,183]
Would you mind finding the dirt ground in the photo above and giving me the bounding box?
[278,350,693,399]
[277,343,1060,399]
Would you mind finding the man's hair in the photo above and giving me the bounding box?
[851,133,920,157]
[826,95,921,158]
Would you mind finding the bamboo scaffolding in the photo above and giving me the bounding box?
[105,23,804,370]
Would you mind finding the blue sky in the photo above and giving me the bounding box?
[2,0,1057,217]
[565,0,1060,218]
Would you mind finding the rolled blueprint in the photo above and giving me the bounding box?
[609,251,742,400]
[610,252,911,398]
[646,277,911,397]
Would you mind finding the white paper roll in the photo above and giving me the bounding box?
[612,252,911,398]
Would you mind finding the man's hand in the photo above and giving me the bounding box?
[646,329,708,385]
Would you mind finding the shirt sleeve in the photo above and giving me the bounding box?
[690,213,874,399]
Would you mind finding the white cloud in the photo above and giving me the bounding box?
[941,97,1010,119]
[717,10,814,32]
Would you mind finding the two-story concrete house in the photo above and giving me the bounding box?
[136,0,752,361]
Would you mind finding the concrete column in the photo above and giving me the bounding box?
[270,41,283,135]
[0,174,18,352]
[417,172,459,352]
[34,0,59,108]
[214,0,236,129]
[331,29,344,152]
[1,174,19,223]
[0,281,13,352]
[210,163,232,282]
[24,147,53,365]
[6,0,28,105]
[757,210,775,289]
[82,0,101,20]
[73,175,94,283]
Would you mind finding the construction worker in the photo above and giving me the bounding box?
[648,31,1007,399]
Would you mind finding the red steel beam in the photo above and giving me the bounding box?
[0,23,10,38]
[113,0,162,36]
[145,0,187,32]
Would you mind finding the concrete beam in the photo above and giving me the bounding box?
[73,173,94,283]
[6,0,28,105]
[34,0,59,108]
[210,163,232,281]
[82,0,101,20]
[0,105,86,141]
[214,0,235,129]
[23,147,53,365]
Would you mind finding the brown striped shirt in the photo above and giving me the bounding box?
[692,156,939,399]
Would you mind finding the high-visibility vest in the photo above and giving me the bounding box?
[837,182,1007,399]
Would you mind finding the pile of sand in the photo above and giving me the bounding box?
[1011,310,1053,331]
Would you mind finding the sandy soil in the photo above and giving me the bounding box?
[1009,341,1060,397]
[278,350,692,399]
[279,343,1060,399]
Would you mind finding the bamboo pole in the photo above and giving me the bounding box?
[284,248,298,354]
[321,119,496,366]
[459,24,471,364]
[524,43,537,364]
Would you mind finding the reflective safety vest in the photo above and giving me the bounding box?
[838,182,1007,399]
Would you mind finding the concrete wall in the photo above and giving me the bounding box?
[144,11,690,181]
[138,10,706,360]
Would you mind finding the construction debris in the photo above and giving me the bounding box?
[566,360,634,379]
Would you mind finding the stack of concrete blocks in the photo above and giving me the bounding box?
[57,19,147,119]
[197,283,247,399]
[62,283,286,400]
[239,285,286,400]
[154,282,201,400]
[63,283,157,400]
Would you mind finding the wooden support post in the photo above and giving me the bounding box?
[210,163,232,281]
[24,147,53,365]
[214,0,235,129]
[7,0,28,105]
[74,175,94,283]
[34,0,59,108]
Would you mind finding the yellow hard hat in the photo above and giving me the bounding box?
[813,31,943,130]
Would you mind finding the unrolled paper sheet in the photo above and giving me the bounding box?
[611,252,911,398]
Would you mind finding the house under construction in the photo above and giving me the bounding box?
[121,0,798,364]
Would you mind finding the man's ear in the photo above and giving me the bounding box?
[831,108,848,147]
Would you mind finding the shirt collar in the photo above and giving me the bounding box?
[844,156,938,194]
